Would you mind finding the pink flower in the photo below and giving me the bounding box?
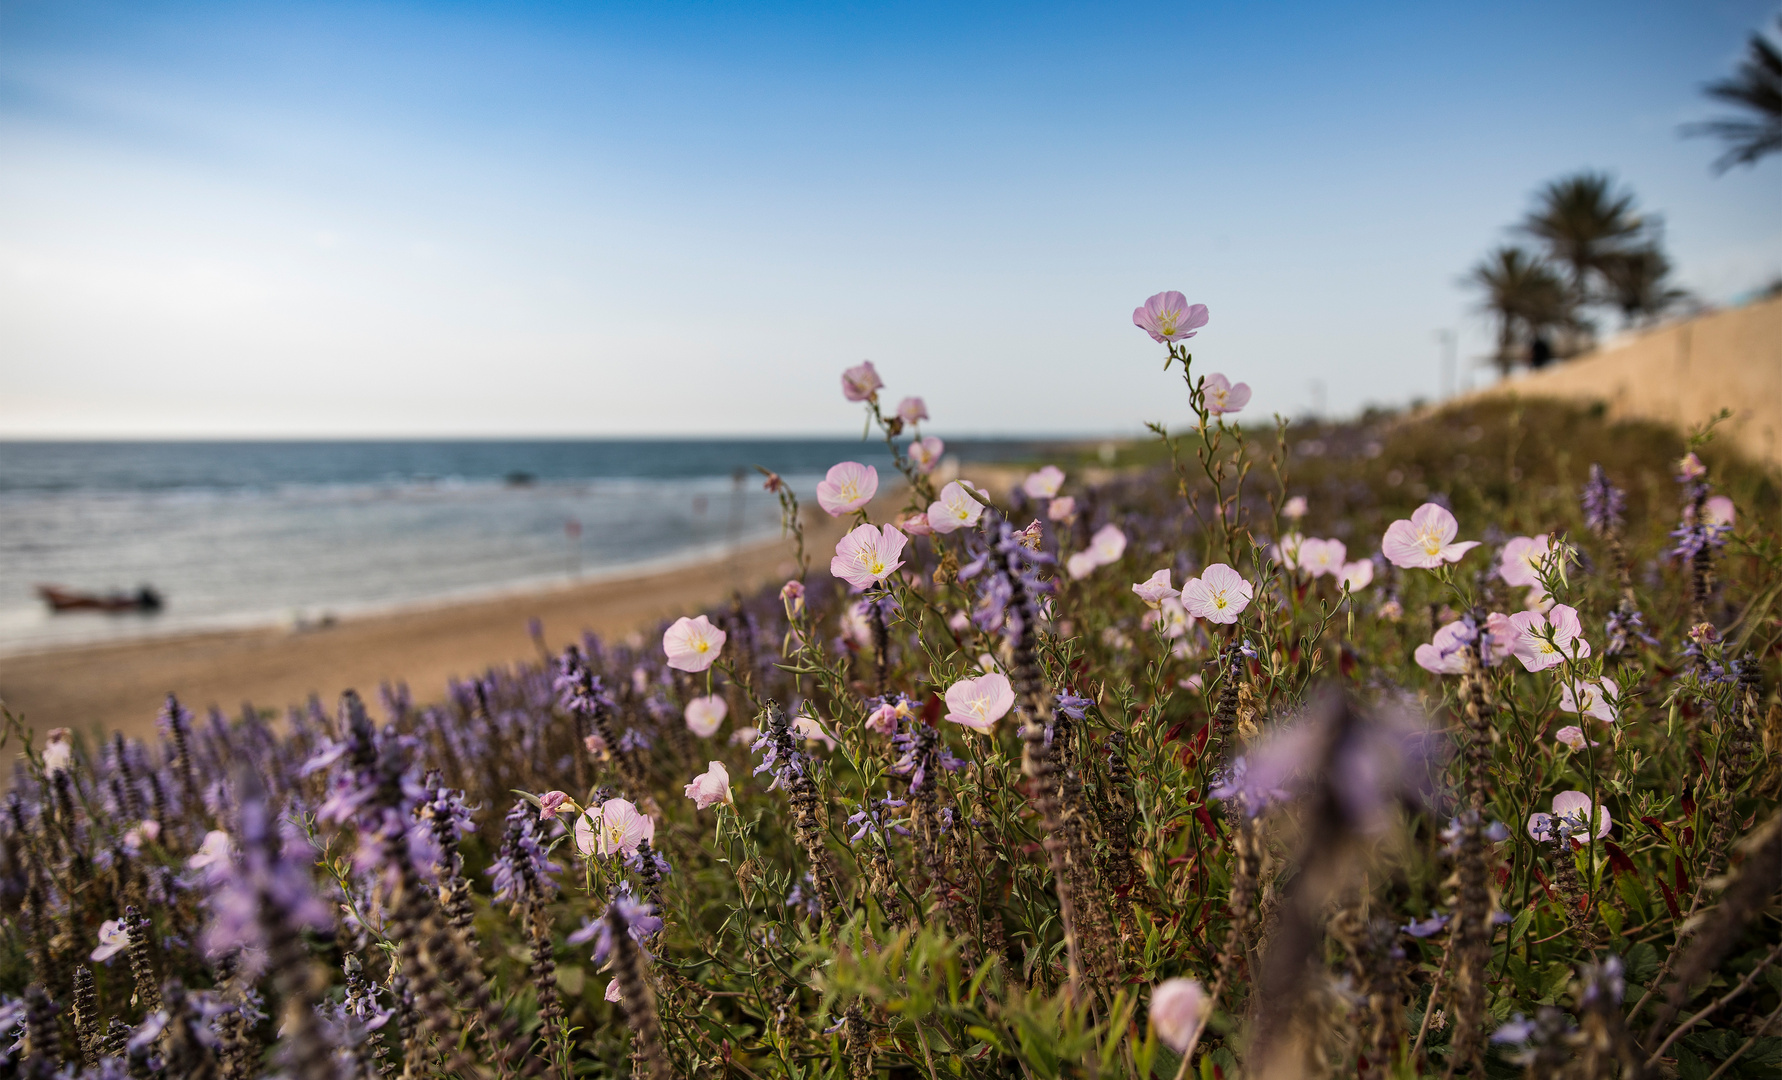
[605,979,624,1003]
[1131,569,1180,609]
[1559,677,1619,723]
[1047,495,1077,522]
[1132,291,1209,344]
[1508,605,1591,672]
[1202,373,1251,416]
[123,819,160,853]
[909,436,944,473]
[1381,503,1480,569]
[538,791,572,820]
[1676,452,1706,481]
[1022,465,1065,499]
[1483,612,1519,665]
[830,523,909,590]
[1298,538,1346,578]
[1704,495,1735,528]
[1149,977,1209,1053]
[684,761,732,809]
[842,361,883,402]
[684,694,728,737]
[1283,495,1308,520]
[1180,673,1205,693]
[1414,621,1475,675]
[1340,560,1374,590]
[780,580,805,617]
[944,672,1015,733]
[92,919,132,962]
[1555,726,1599,750]
[577,798,654,858]
[1271,532,1305,570]
[188,830,232,872]
[839,600,875,647]
[1065,551,1099,580]
[1528,790,1611,843]
[41,728,73,775]
[816,461,879,516]
[1088,524,1127,563]
[896,396,928,425]
[663,615,727,672]
[1498,534,1553,588]
[895,511,933,536]
[1180,564,1253,624]
[927,481,985,533]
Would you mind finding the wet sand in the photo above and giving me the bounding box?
[0,510,853,747]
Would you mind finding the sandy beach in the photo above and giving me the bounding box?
[0,509,854,749]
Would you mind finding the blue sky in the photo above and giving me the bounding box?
[1,0,1778,437]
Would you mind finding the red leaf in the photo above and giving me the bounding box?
[1657,878,1682,920]
[1639,815,1669,839]
[1674,856,1692,897]
[1604,841,1637,876]
[1193,802,1223,842]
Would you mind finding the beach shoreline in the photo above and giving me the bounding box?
[0,513,850,748]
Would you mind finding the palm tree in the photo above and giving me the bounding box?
[1467,246,1573,377]
[1597,246,1691,327]
[1686,18,1782,172]
[1520,172,1645,300]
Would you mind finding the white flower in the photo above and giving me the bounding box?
[684,695,728,737]
[927,481,986,534]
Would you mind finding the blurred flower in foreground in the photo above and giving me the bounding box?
[1047,495,1076,522]
[684,695,728,737]
[1022,465,1065,499]
[1283,495,1308,520]
[663,615,727,672]
[928,481,985,534]
[816,461,878,516]
[944,672,1015,733]
[1149,977,1208,1052]
[1298,537,1346,578]
[831,524,909,590]
[1132,291,1208,343]
[1067,523,1128,580]
[1181,564,1253,624]
[91,918,131,962]
[1202,373,1251,416]
[841,361,882,402]
[1382,503,1480,569]
[908,435,944,473]
[896,396,927,425]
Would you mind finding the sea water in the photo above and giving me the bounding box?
[0,438,1051,655]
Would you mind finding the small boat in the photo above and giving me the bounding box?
[36,585,165,614]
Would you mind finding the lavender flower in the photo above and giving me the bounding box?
[486,801,562,906]
[1580,463,1625,535]
[588,883,663,964]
